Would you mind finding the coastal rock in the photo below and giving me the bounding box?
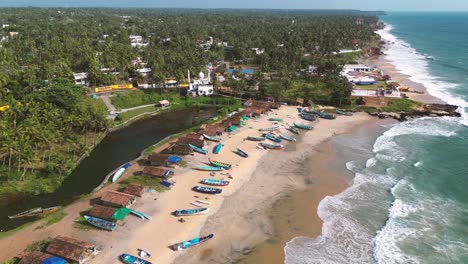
[369,104,461,122]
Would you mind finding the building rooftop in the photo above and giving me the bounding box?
[101,191,135,207]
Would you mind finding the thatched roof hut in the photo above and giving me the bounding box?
[142,166,173,178]
[122,184,146,197]
[148,153,170,166]
[160,145,192,156]
[295,98,305,106]
[101,191,136,208]
[45,236,99,264]
[19,252,57,264]
[88,205,117,221]
[176,137,204,148]
[184,132,202,140]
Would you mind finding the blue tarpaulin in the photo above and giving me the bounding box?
[42,257,66,264]
[168,156,182,163]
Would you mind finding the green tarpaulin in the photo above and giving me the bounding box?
[112,207,132,221]
[239,121,246,127]
[227,125,238,132]
[241,116,250,121]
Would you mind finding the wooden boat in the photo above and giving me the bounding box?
[303,109,320,115]
[318,111,336,120]
[294,123,313,130]
[192,186,223,194]
[203,134,221,142]
[120,253,152,264]
[201,178,230,186]
[259,142,283,150]
[130,209,151,220]
[174,207,209,216]
[246,136,266,141]
[8,206,61,219]
[279,134,296,142]
[213,143,223,154]
[197,165,224,171]
[171,234,214,251]
[258,126,280,132]
[84,215,116,231]
[209,159,232,169]
[191,202,204,207]
[336,109,353,116]
[263,133,282,143]
[196,200,211,204]
[301,113,316,121]
[189,144,208,154]
[287,127,300,134]
[268,118,283,122]
[235,148,249,158]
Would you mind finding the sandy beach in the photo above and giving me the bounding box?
[0,106,372,263]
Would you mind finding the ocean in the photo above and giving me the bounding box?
[285,12,468,264]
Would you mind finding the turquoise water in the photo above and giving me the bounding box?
[285,13,468,263]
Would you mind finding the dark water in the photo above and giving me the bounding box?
[0,107,218,231]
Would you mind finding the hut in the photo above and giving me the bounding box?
[176,137,204,148]
[148,153,170,166]
[294,98,305,106]
[100,191,136,208]
[160,145,192,156]
[184,132,202,140]
[142,166,174,178]
[19,252,62,264]
[88,205,117,221]
[45,236,99,264]
[122,184,146,197]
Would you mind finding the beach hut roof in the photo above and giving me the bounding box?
[160,144,192,155]
[122,184,146,197]
[101,191,136,207]
[19,251,57,264]
[148,153,170,166]
[88,205,117,221]
[45,236,96,264]
[176,137,204,148]
[184,132,203,140]
[142,166,173,177]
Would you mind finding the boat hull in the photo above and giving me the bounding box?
[84,215,116,231]
[213,143,223,154]
[209,159,232,169]
[174,208,209,216]
[189,144,208,154]
[203,134,221,142]
[171,234,214,251]
[192,186,222,194]
[235,148,249,158]
[201,178,230,186]
[246,136,265,141]
[120,253,152,264]
[197,166,224,171]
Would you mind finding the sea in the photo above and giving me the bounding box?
[285,12,468,264]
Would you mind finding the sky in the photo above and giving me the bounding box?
[0,0,468,11]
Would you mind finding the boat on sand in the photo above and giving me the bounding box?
[245,136,265,141]
[174,208,209,216]
[203,134,221,142]
[189,144,208,154]
[84,215,116,231]
[171,234,214,251]
[201,178,230,186]
[293,123,313,130]
[8,206,61,219]
[208,159,232,169]
[197,165,224,171]
[192,186,222,194]
[234,148,249,158]
[120,253,152,264]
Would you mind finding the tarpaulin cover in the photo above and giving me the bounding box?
[241,116,250,120]
[239,121,246,127]
[168,156,182,163]
[227,125,238,132]
[111,207,132,221]
[42,257,66,264]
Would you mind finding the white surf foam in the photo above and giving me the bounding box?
[377,24,468,126]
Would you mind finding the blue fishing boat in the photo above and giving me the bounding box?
[213,143,223,154]
[120,253,152,264]
[336,109,353,116]
[173,207,209,216]
[318,111,337,120]
[171,234,215,251]
[189,144,208,154]
[208,159,232,169]
[263,133,282,143]
[294,123,313,130]
[192,186,223,194]
[235,148,249,158]
[279,134,296,142]
[287,126,300,134]
[301,113,316,121]
[201,178,230,186]
[246,136,265,141]
[203,134,222,142]
[84,215,116,231]
[130,209,152,220]
[259,142,283,150]
[197,166,224,171]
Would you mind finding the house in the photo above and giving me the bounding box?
[137,68,152,77]
[142,166,174,178]
[122,184,146,197]
[45,236,99,264]
[18,251,60,264]
[159,100,170,108]
[307,65,318,74]
[252,48,265,55]
[73,72,89,86]
[100,191,136,208]
[176,137,204,148]
[88,205,117,221]
[342,64,371,73]
[295,98,305,106]
[184,132,202,140]
[187,70,214,96]
[161,145,192,156]
[149,153,171,166]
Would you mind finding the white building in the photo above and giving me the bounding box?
[187,70,214,96]
[252,48,265,55]
[73,72,88,86]
[129,35,148,48]
[137,68,152,77]
[342,64,371,73]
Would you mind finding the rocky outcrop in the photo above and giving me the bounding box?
[369,104,461,122]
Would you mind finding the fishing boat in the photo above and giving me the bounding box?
[84,215,116,231]
[203,134,221,142]
[191,202,204,207]
[303,109,320,115]
[189,144,208,154]
[8,206,61,219]
[138,249,152,258]
[196,199,211,204]
[130,209,151,220]
[174,208,209,216]
[287,127,300,134]
[258,126,280,132]
[301,113,316,121]
[279,134,296,142]
[197,165,224,171]
[112,163,132,183]
[263,133,282,143]
[318,111,337,120]
[294,123,313,130]
[192,186,223,194]
[259,142,283,150]
[120,253,152,264]
[201,178,230,186]
[336,109,353,116]
[268,118,283,122]
[213,143,223,154]
[245,136,266,141]
[209,159,232,169]
[235,148,249,158]
[171,234,215,251]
